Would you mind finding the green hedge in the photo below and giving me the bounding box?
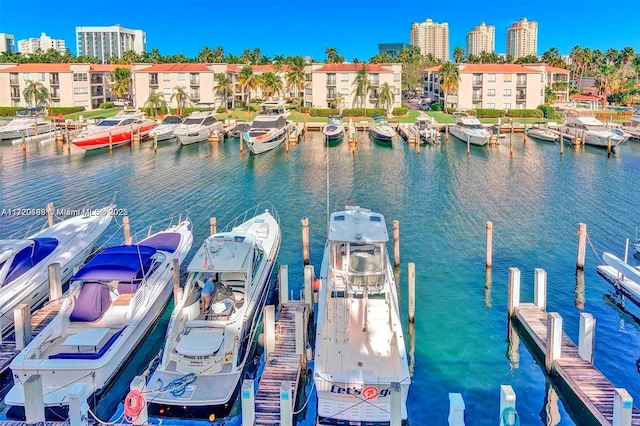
[51,107,85,115]
[216,107,227,113]
[430,103,442,111]
[474,109,506,118]
[391,107,408,116]
[309,108,338,117]
[169,107,215,115]
[0,107,24,117]
[342,108,387,117]
[0,106,86,117]
[300,107,310,113]
[99,102,115,109]
[506,109,543,118]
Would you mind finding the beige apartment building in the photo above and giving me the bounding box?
[18,33,67,55]
[466,22,495,57]
[0,63,121,109]
[506,17,538,60]
[410,18,449,62]
[423,63,569,110]
[303,63,403,111]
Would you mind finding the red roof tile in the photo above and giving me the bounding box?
[545,65,570,73]
[424,66,441,72]
[227,64,241,72]
[0,63,71,72]
[90,64,130,72]
[570,94,602,100]
[136,63,212,72]
[314,64,393,72]
[459,64,540,73]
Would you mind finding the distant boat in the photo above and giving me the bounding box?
[72,113,157,150]
[323,115,344,141]
[526,121,558,142]
[149,115,184,142]
[174,111,224,146]
[0,108,54,140]
[449,112,491,146]
[228,121,250,138]
[243,101,290,154]
[559,109,626,148]
[621,114,640,141]
[368,116,396,142]
[5,217,193,420]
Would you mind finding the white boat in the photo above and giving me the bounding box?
[323,115,344,141]
[145,205,280,419]
[149,115,184,142]
[0,205,114,336]
[621,114,640,141]
[368,116,396,142]
[559,109,626,148]
[414,115,440,144]
[449,112,491,146]
[174,111,223,146]
[0,108,54,140]
[526,121,558,142]
[243,101,290,154]
[315,206,410,424]
[72,113,157,150]
[5,218,193,419]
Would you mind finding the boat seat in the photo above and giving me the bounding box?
[175,327,224,356]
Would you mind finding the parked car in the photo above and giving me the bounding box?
[113,99,133,107]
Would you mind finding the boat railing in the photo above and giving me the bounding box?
[219,201,279,233]
[129,212,190,243]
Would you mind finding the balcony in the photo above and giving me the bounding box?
[11,91,20,99]
[91,76,103,85]
[50,91,60,100]
[472,78,483,86]
[472,95,483,101]
[50,77,60,86]
[368,78,380,87]
[10,78,19,85]
[190,79,200,87]
[326,92,336,101]
[516,94,526,101]
[516,79,527,87]
[149,79,159,87]
[369,92,379,101]
[326,78,336,87]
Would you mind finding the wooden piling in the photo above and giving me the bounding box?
[578,312,595,363]
[408,262,415,323]
[172,258,181,305]
[534,268,547,310]
[48,263,62,301]
[154,133,158,152]
[109,131,113,151]
[14,303,32,351]
[301,217,310,265]
[485,221,493,269]
[390,382,402,426]
[507,267,520,317]
[581,130,586,146]
[295,306,305,356]
[393,220,400,268]
[263,305,275,358]
[560,134,564,155]
[445,123,449,140]
[545,312,562,372]
[509,131,513,155]
[466,134,470,155]
[210,217,217,235]
[279,265,289,307]
[576,223,587,270]
[46,202,55,227]
[613,388,633,426]
[123,215,131,245]
[22,132,26,155]
[241,379,255,426]
[607,137,612,157]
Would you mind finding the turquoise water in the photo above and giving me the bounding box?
[2,133,640,425]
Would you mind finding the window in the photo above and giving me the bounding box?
[503,89,512,96]
[163,88,171,97]
[340,88,349,96]
[163,73,170,82]
[487,103,495,108]
[190,88,200,99]
[304,73,312,82]
[74,100,89,107]
[327,73,336,85]
[487,74,496,82]
[73,73,88,82]
[340,73,349,82]
[305,88,312,96]
[178,73,185,82]
[503,74,512,82]
[10,73,18,84]
[38,73,46,82]
[503,103,511,109]
[23,73,31,81]
[393,73,401,82]
[305,101,312,107]
[487,89,495,97]
[73,87,89,95]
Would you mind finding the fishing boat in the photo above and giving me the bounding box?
[315,206,411,425]
[5,217,193,420]
[449,112,491,146]
[323,115,344,141]
[145,205,280,419]
[414,115,440,144]
[559,109,626,148]
[0,205,115,336]
[174,111,224,146]
[0,108,54,140]
[148,115,184,142]
[368,116,396,142]
[526,121,558,142]
[243,101,290,154]
[72,113,157,150]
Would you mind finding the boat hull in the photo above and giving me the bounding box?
[368,127,394,142]
[559,126,624,148]
[244,130,286,154]
[527,130,558,142]
[449,126,489,146]
[73,123,156,150]
[0,123,55,140]
[323,126,344,141]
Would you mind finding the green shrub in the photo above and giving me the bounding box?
[0,107,23,117]
[391,107,408,116]
[444,107,457,114]
[430,103,442,111]
[342,108,387,117]
[506,109,543,118]
[216,107,227,113]
[99,102,114,109]
[474,108,506,118]
[300,107,310,114]
[50,107,85,115]
[309,108,338,117]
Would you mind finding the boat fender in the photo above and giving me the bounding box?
[313,278,321,292]
[124,389,146,423]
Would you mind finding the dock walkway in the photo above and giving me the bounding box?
[254,301,308,425]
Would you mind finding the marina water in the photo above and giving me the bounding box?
[2,133,640,425]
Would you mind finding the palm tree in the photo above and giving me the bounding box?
[353,65,371,116]
[121,50,140,65]
[285,56,306,102]
[22,80,49,107]
[215,72,233,109]
[170,86,190,116]
[324,47,345,64]
[332,92,344,114]
[238,66,260,111]
[261,72,283,99]
[378,82,395,115]
[453,46,464,63]
[439,62,460,112]
[144,91,167,117]
[110,67,132,101]
[595,64,621,109]
[196,46,216,63]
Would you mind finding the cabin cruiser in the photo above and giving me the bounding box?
[621,114,640,141]
[323,115,344,141]
[315,206,410,425]
[5,217,193,419]
[174,111,224,146]
[559,109,626,148]
[526,121,558,142]
[449,112,491,146]
[243,101,290,154]
[149,115,184,142]
[414,115,440,144]
[72,113,157,150]
[0,108,54,140]
[368,116,396,142]
[145,206,280,419]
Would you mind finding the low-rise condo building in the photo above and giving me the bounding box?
[423,63,569,110]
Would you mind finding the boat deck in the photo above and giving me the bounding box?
[254,301,307,425]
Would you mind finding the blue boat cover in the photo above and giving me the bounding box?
[141,232,181,253]
[72,245,157,282]
[4,238,59,285]
[69,282,111,322]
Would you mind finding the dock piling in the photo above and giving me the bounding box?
[24,374,45,423]
[264,305,275,358]
[21,132,26,156]
[172,258,181,305]
[153,133,158,152]
[241,379,255,426]
[578,312,595,363]
[613,388,633,426]
[46,202,55,227]
[576,223,587,270]
[485,221,493,269]
[14,303,32,350]
[393,220,400,268]
[509,131,513,155]
[280,381,293,426]
[534,268,547,310]
[279,265,289,307]
[545,312,563,372]
[499,385,517,425]
[507,267,521,316]
[408,262,415,323]
[560,134,564,155]
[210,217,217,235]
[68,383,88,426]
[295,306,305,356]
[608,137,612,157]
[390,382,402,426]
[304,265,314,315]
[48,263,62,301]
[448,393,466,426]
[301,217,310,265]
[123,216,131,245]
[466,134,470,155]
[109,131,113,151]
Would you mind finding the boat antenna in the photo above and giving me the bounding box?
[326,129,330,234]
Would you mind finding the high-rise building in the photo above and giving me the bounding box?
[466,22,495,57]
[378,43,412,59]
[506,17,538,60]
[76,24,146,62]
[0,33,15,53]
[18,33,67,55]
[410,18,449,62]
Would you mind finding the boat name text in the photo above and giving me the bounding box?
[330,384,390,399]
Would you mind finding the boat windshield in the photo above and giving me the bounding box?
[465,124,484,130]
[585,125,609,131]
[97,120,120,127]
[162,116,183,124]
[184,118,204,125]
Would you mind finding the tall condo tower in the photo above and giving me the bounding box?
[466,22,495,57]
[506,17,538,60]
[76,24,146,62]
[410,18,449,62]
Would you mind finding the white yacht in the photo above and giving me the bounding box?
[0,108,54,140]
[5,218,193,420]
[145,206,280,419]
[174,111,224,146]
[368,116,396,142]
[149,115,184,142]
[243,101,290,154]
[414,115,440,144]
[315,206,411,425]
[559,109,626,148]
[526,121,558,142]
[449,112,491,146]
[621,114,640,141]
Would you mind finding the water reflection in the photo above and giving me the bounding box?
[484,268,492,309]
[575,271,585,310]
[506,319,520,369]
[408,321,415,377]
[540,379,561,426]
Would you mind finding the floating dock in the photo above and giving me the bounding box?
[288,123,303,143]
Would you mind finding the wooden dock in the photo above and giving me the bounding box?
[254,301,308,425]
[0,299,63,375]
[510,269,640,425]
[288,123,303,143]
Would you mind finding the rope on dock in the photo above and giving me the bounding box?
[500,406,520,426]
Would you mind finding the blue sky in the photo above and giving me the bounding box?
[1,0,639,61]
